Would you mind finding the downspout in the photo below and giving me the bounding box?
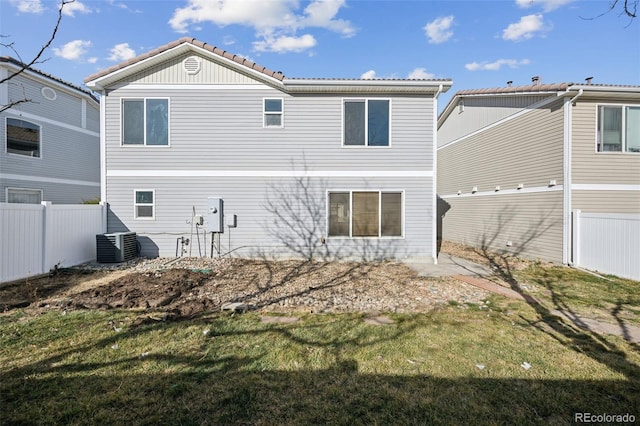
[432,84,443,264]
[99,89,107,232]
[563,88,583,265]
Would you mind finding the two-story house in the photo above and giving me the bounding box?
[84,37,451,261]
[437,80,640,278]
[1,57,100,204]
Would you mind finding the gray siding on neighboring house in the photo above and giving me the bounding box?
[437,94,551,146]
[438,191,563,262]
[437,97,566,263]
[107,176,433,259]
[438,98,565,196]
[572,99,640,179]
[1,69,100,204]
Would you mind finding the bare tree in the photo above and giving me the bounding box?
[0,0,75,113]
[611,0,638,18]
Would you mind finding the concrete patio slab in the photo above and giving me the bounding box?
[405,253,492,278]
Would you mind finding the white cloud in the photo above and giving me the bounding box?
[88,57,98,64]
[223,35,236,45]
[253,34,317,53]
[465,58,531,71]
[515,0,573,12]
[53,40,92,61]
[9,0,44,13]
[108,43,136,61]
[424,15,454,44]
[407,68,435,79]
[360,70,377,79]
[169,0,355,53]
[502,14,547,41]
[62,0,91,16]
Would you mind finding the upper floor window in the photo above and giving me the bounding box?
[597,105,640,153]
[264,98,283,128]
[343,99,390,147]
[122,99,169,146]
[6,118,41,157]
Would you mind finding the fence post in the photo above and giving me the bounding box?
[571,209,580,266]
[41,201,52,275]
[99,201,108,234]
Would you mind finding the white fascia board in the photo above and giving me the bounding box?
[565,85,640,94]
[285,79,452,94]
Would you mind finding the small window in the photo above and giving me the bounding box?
[7,187,43,204]
[6,118,41,157]
[122,99,169,146]
[264,98,283,128]
[134,190,155,219]
[343,99,390,146]
[327,190,402,238]
[597,105,640,153]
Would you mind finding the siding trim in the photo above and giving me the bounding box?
[439,185,563,199]
[437,94,561,150]
[572,184,640,191]
[107,170,434,178]
[4,108,100,137]
[0,173,100,187]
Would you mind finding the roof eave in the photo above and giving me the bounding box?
[284,78,452,94]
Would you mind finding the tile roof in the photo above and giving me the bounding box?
[84,37,285,84]
[1,56,98,103]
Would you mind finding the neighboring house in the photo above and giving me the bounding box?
[0,57,100,204]
[84,37,451,261]
[437,79,640,271]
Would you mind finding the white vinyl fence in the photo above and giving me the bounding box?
[0,202,106,283]
[572,210,640,281]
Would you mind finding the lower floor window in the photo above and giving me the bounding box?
[134,190,154,219]
[328,191,402,238]
[7,187,43,204]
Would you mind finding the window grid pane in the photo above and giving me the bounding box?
[368,100,389,146]
[264,99,282,112]
[328,192,350,236]
[598,106,622,152]
[344,101,365,145]
[352,192,379,237]
[265,114,282,127]
[123,100,144,145]
[381,192,402,237]
[626,106,640,153]
[146,99,169,146]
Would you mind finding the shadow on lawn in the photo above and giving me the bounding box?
[470,210,640,382]
[1,314,638,425]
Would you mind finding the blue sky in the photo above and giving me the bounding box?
[1,0,639,111]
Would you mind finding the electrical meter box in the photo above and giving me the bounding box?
[207,197,224,233]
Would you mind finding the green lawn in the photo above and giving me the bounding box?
[2,279,639,426]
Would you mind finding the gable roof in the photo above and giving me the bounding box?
[85,37,452,94]
[439,81,640,124]
[1,56,99,104]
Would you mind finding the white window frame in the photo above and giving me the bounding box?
[121,98,170,147]
[6,187,43,204]
[5,117,42,159]
[326,189,404,239]
[134,189,155,220]
[341,98,392,148]
[263,97,284,128]
[595,103,640,154]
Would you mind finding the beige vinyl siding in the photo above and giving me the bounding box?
[438,94,551,146]
[439,191,563,262]
[572,99,640,185]
[105,88,434,171]
[572,190,640,214]
[438,98,564,196]
[126,52,262,85]
[106,176,433,259]
[6,73,85,128]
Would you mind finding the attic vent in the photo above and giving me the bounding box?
[41,87,57,101]
[183,56,201,75]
